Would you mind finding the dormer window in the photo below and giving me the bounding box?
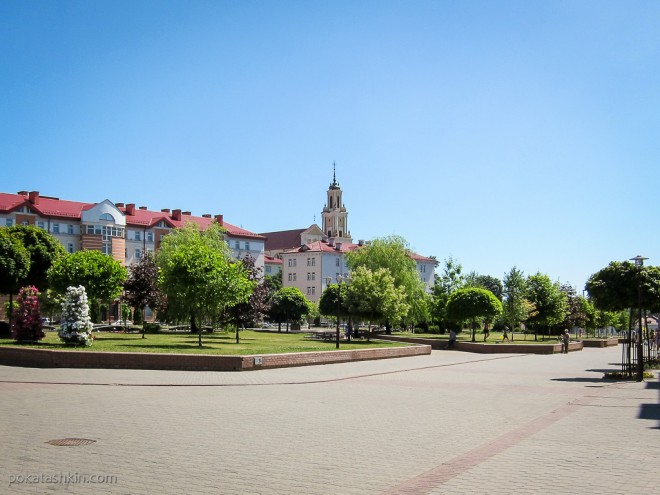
[100,213,114,222]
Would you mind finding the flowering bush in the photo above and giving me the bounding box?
[11,286,45,343]
[58,286,94,346]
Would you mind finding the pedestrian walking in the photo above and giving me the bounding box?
[448,329,456,349]
[562,329,570,354]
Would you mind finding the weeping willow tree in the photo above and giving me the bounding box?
[156,223,255,347]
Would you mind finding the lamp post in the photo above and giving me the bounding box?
[326,274,349,349]
[630,255,648,382]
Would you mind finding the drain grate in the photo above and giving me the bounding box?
[46,438,96,447]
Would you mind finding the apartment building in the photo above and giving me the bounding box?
[0,190,266,270]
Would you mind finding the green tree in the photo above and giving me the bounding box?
[345,266,408,339]
[47,250,127,323]
[431,256,465,332]
[445,287,502,342]
[585,261,660,313]
[123,252,163,338]
[156,223,254,346]
[305,300,319,329]
[264,272,282,292]
[525,273,568,340]
[224,255,271,343]
[346,235,424,331]
[465,272,503,300]
[6,225,66,291]
[269,287,310,332]
[318,283,349,320]
[0,228,31,329]
[502,266,530,341]
[559,284,591,333]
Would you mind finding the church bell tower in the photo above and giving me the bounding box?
[322,162,352,244]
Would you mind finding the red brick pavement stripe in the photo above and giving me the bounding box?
[380,397,595,495]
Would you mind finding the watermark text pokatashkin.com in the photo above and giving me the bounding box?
[9,472,117,486]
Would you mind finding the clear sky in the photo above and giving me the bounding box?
[2,0,659,290]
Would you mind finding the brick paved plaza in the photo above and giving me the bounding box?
[1,346,658,494]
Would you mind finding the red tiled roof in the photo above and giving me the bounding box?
[408,251,435,263]
[283,240,363,254]
[260,228,307,251]
[0,192,88,219]
[281,240,434,264]
[0,191,264,240]
[264,255,283,265]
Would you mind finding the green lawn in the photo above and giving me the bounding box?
[0,329,407,355]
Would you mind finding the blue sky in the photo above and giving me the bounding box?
[2,0,659,290]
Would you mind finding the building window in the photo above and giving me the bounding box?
[293,273,297,281]
[235,241,240,250]
[336,258,340,267]
[5,219,13,227]
[293,259,297,267]
[102,226,124,240]
[146,232,154,242]
[311,287,316,296]
[22,220,29,226]
[134,231,141,241]
[102,242,112,255]
[67,224,74,235]
[266,266,272,273]
[288,273,292,281]
[52,224,60,234]
[307,287,312,295]
[99,213,114,221]
[245,241,250,251]
[307,273,311,281]
[311,258,315,266]
[37,221,45,229]
[135,248,142,259]
[67,243,74,254]
[311,272,315,281]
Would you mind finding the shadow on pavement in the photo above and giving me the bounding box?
[551,377,607,383]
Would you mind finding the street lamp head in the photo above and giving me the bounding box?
[630,255,648,267]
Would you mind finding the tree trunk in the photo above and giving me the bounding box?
[141,306,146,339]
[190,310,197,334]
[8,293,14,330]
[236,323,240,344]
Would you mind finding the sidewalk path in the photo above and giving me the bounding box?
[1,346,658,494]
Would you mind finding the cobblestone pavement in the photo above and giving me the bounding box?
[1,346,658,494]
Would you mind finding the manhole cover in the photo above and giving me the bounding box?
[46,438,96,447]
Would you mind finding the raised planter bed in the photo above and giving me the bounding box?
[376,335,583,354]
[0,343,431,372]
[581,337,619,348]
